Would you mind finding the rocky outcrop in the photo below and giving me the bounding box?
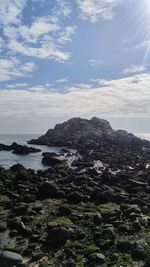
[0,142,41,155]
[29,117,150,149]
[42,155,66,167]
[29,117,113,147]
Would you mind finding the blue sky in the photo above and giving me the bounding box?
[0,0,150,133]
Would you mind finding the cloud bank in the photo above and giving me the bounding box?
[0,73,150,132]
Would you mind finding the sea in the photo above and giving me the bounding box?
[0,133,150,171]
[0,134,62,170]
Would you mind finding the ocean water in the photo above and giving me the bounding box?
[0,134,62,170]
[136,133,150,141]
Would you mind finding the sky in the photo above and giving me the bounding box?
[0,0,150,134]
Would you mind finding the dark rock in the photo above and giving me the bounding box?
[42,152,59,157]
[0,142,41,155]
[93,213,102,225]
[23,194,36,203]
[29,117,150,149]
[58,206,72,216]
[46,227,69,247]
[132,239,150,259]
[11,142,41,155]
[38,182,58,198]
[67,192,84,204]
[117,239,132,252]
[42,156,66,167]
[102,226,116,240]
[88,252,105,263]
[0,222,7,232]
[0,251,22,265]
[13,204,28,215]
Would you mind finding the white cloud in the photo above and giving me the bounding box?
[89,58,103,66]
[6,83,29,88]
[0,0,27,25]
[0,58,36,81]
[77,0,121,22]
[0,0,75,62]
[55,77,69,83]
[8,39,71,61]
[0,73,150,123]
[122,64,146,74]
[19,17,60,44]
[54,0,72,18]
[58,26,76,45]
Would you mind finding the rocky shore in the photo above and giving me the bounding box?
[0,117,150,267]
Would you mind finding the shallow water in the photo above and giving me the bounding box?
[0,134,62,170]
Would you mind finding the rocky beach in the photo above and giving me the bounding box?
[0,117,150,267]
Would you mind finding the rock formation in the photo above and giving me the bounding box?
[29,117,150,148]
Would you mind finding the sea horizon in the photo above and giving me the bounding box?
[0,132,150,141]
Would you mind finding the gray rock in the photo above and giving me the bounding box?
[0,250,22,266]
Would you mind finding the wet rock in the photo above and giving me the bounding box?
[102,226,116,240]
[0,143,41,155]
[38,182,58,198]
[23,194,36,203]
[67,192,84,204]
[88,252,105,263]
[93,213,102,225]
[58,206,72,216]
[11,142,41,155]
[13,204,28,215]
[42,156,66,167]
[0,251,22,266]
[116,239,132,252]
[46,227,69,247]
[132,239,150,259]
[0,222,7,232]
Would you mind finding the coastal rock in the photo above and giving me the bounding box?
[42,155,66,167]
[38,182,58,198]
[0,142,41,155]
[29,117,150,148]
[67,192,84,204]
[46,227,69,247]
[0,251,22,265]
[11,142,41,155]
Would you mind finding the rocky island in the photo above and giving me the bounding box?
[29,117,150,148]
[0,117,150,267]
